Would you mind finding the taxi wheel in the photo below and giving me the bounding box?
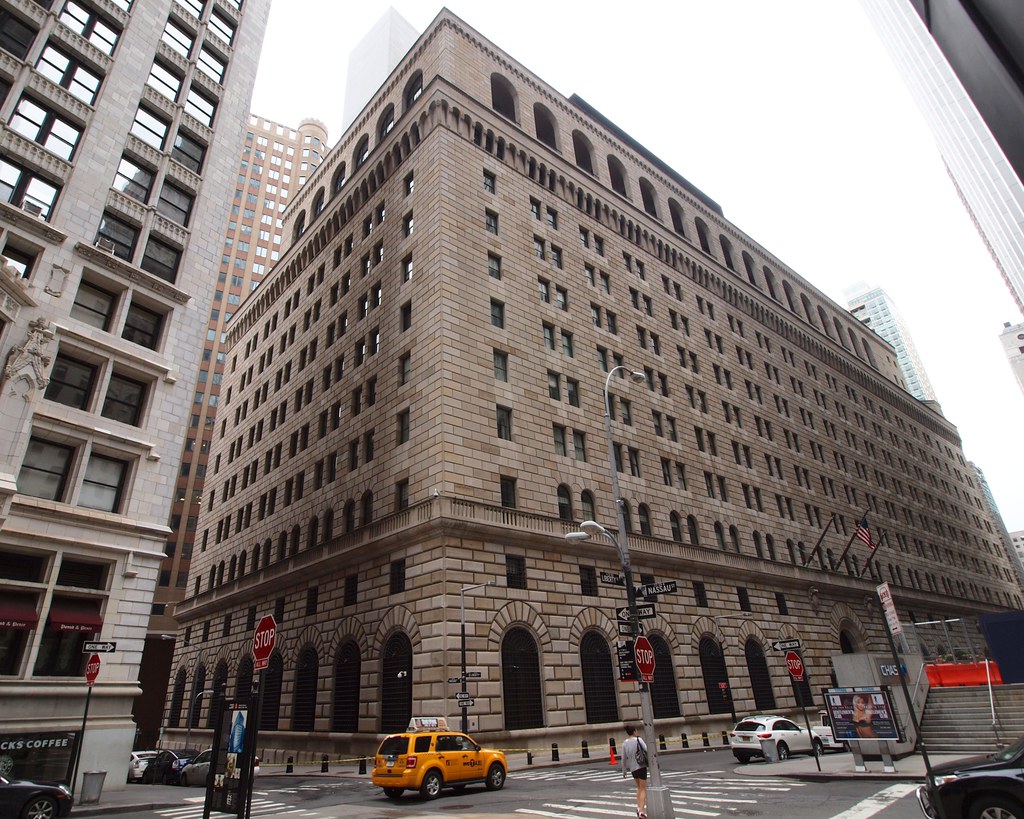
[485,762,506,791]
[383,787,404,798]
[419,770,443,799]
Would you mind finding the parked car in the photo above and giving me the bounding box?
[180,750,261,787]
[729,715,823,763]
[0,773,73,818]
[127,750,157,783]
[813,710,847,752]
[142,748,201,785]
[372,726,507,799]
[917,734,1024,819]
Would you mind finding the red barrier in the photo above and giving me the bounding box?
[925,661,1002,687]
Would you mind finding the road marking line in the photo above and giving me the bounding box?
[827,783,919,819]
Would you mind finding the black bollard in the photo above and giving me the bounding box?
[321,754,329,773]
[358,756,366,775]
[701,732,710,747]
[551,743,559,762]
[682,733,689,749]
[582,740,589,759]
[286,756,294,773]
[721,731,729,747]
[659,735,667,751]
[527,750,534,765]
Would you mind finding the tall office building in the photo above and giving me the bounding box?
[846,282,938,402]
[1000,319,1024,399]
[165,9,1022,760]
[970,463,1024,589]
[0,0,269,789]
[341,8,418,133]
[134,114,328,749]
[860,0,1024,316]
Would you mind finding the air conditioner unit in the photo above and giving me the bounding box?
[95,237,115,253]
[22,201,43,217]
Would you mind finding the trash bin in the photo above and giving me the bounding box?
[80,770,107,804]
[759,739,777,763]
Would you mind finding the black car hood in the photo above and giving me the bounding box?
[931,753,1009,776]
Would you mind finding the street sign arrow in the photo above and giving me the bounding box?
[638,581,678,597]
[457,699,475,707]
[82,641,116,653]
[447,677,463,684]
[616,604,656,621]
[600,571,625,586]
[772,638,801,652]
[466,671,482,678]
[617,622,638,636]
[455,692,472,701]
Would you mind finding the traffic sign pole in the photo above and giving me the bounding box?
[70,655,100,797]
[248,615,276,819]
[785,651,820,773]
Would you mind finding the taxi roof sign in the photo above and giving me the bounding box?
[407,716,450,732]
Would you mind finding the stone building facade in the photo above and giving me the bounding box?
[0,0,269,788]
[166,10,1022,761]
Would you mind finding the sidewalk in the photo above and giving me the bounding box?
[733,748,978,781]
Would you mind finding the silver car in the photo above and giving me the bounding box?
[181,750,261,787]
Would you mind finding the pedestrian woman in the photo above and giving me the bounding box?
[620,724,648,819]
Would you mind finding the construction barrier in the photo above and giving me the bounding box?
[925,661,1002,687]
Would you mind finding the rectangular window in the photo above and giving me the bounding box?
[156,181,194,226]
[207,9,235,46]
[395,479,409,511]
[397,409,410,444]
[775,592,789,615]
[45,352,96,409]
[140,236,181,282]
[97,211,138,260]
[483,170,495,193]
[10,97,82,160]
[566,378,580,407]
[18,437,73,501]
[490,299,504,328]
[344,574,358,606]
[579,565,598,596]
[146,59,182,101]
[37,45,101,104]
[172,131,206,173]
[693,580,708,607]
[493,349,508,381]
[161,18,192,58]
[500,475,516,508]
[71,281,115,330]
[553,424,566,456]
[737,586,751,612]
[196,46,226,83]
[506,555,526,589]
[0,12,36,58]
[496,405,512,440]
[60,1,119,55]
[102,372,146,425]
[0,158,60,219]
[485,210,498,234]
[185,85,216,126]
[122,300,163,349]
[487,253,501,279]
[79,453,127,512]
[130,106,169,150]
[573,431,587,461]
[389,558,406,594]
[113,155,153,203]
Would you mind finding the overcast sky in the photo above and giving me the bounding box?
[251,1,1024,532]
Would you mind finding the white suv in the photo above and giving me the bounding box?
[729,715,821,763]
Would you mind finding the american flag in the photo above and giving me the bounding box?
[855,517,875,551]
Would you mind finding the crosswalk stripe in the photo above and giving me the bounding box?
[827,783,919,819]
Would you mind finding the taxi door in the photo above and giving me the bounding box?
[454,733,483,779]
[434,734,468,782]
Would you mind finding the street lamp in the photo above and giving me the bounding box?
[460,581,495,733]
[565,365,675,819]
[185,689,213,750]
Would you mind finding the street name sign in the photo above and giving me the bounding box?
[638,581,678,597]
[771,638,801,652]
[600,571,625,586]
[616,604,656,621]
[617,622,637,636]
[447,677,462,684]
[466,671,482,678]
[83,641,116,653]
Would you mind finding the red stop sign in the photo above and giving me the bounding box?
[786,650,805,682]
[634,636,656,682]
[253,615,277,670]
[85,654,101,686]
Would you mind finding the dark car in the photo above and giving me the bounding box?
[0,773,73,818]
[143,748,201,785]
[917,734,1024,819]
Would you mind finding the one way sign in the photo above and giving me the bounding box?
[616,604,656,621]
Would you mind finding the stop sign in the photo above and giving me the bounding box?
[84,654,101,686]
[634,636,656,682]
[252,615,277,670]
[785,650,805,682]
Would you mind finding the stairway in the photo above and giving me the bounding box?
[919,683,1024,752]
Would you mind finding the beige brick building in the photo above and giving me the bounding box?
[167,9,1022,760]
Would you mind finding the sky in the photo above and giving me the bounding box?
[250,1,1024,531]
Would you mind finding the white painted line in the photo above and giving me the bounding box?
[827,783,919,819]
[668,790,756,803]
[515,810,589,818]
[543,803,641,816]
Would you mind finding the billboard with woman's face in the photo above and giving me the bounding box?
[824,687,900,741]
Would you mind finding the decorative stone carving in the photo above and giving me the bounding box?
[808,585,822,614]
[44,265,69,297]
[2,317,54,398]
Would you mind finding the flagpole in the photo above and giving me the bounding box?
[801,512,836,568]
[858,529,887,578]
[835,509,870,570]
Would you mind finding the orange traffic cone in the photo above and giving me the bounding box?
[609,746,617,765]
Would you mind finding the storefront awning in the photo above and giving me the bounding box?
[0,596,39,630]
[47,599,102,633]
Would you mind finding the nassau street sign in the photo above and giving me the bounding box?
[616,604,656,621]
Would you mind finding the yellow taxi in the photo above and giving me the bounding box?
[371,718,508,799]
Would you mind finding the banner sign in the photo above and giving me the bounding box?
[824,687,900,741]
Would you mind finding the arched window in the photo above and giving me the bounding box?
[719,236,736,271]
[534,103,558,150]
[377,104,395,142]
[323,508,334,541]
[818,306,832,337]
[217,561,224,585]
[228,555,236,581]
[580,632,618,724]
[190,664,207,728]
[745,638,776,711]
[572,130,595,176]
[714,521,726,551]
[208,660,228,727]
[787,539,797,564]
[332,641,361,732]
[763,267,779,301]
[753,531,764,559]
[699,637,733,715]
[729,525,741,553]
[262,538,271,567]
[801,293,816,326]
[670,512,682,543]
[290,524,300,555]
[649,634,680,718]
[502,628,543,730]
[277,532,287,562]
[839,631,856,654]
[668,199,686,237]
[238,551,246,577]
[260,653,283,731]
[293,212,305,241]
[490,73,517,122]
[331,162,347,196]
[638,503,652,536]
[381,632,413,732]
[168,668,186,727]
[403,71,422,111]
[252,543,261,573]
[608,156,628,197]
[307,516,319,548]
[361,491,373,526]
[687,515,700,547]
[580,490,595,521]
[782,281,797,312]
[236,656,253,700]
[694,218,713,255]
[354,135,369,169]
[557,484,573,521]
[621,500,633,534]
[312,188,325,219]
[344,500,355,532]
[765,534,777,561]
[742,251,758,287]
[292,647,318,731]
[639,178,658,218]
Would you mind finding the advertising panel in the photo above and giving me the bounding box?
[824,687,900,741]
[204,700,253,816]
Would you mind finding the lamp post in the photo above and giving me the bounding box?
[185,689,213,750]
[460,581,495,733]
[565,365,675,819]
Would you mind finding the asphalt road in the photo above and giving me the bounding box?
[122,749,928,819]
